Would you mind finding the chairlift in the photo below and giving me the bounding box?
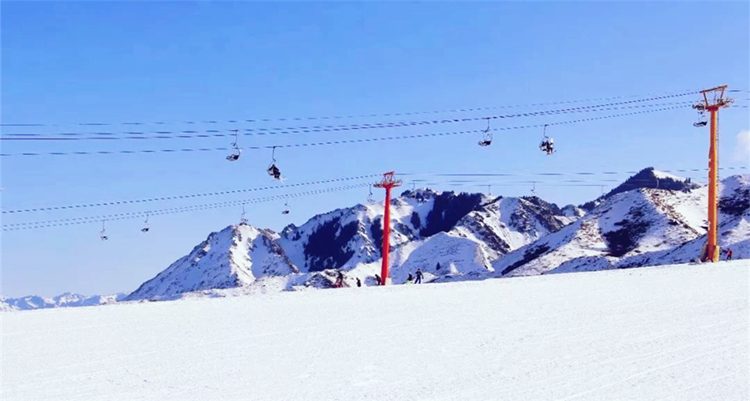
[539,124,555,155]
[141,214,150,233]
[100,220,109,241]
[226,129,241,161]
[693,113,707,127]
[281,199,290,215]
[366,184,376,204]
[267,146,283,181]
[478,117,492,146]
[240,204,248,225]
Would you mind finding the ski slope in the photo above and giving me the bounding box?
[3,261,748,401]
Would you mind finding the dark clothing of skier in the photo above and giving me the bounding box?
[356,278,362,287]
[406,273,414,284]
[374,274,382,286]
[334,271,344,288]
[415,269,423,284]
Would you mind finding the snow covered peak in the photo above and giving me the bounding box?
[125,223,298,301]
[494,184,709,277]
[581,167,701,211]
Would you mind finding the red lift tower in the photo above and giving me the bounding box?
[693,85,733,262]
[374,172,402,285]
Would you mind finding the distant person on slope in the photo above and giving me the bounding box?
[406,273,414,284]
[356,278,362,287]
[374,274,382,285]
[726,248,733,260]
[334,271,345,288]
[415,268,423,284]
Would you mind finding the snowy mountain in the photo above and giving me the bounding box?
[1,292,127,311]
[124,189,577,299]
[580,167,701,211]
[125,224,298,301]
[493,173,748,277]
[616,174,750,267]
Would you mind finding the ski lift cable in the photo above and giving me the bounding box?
[0,176,702,230]
[1,174,382,214]
[3,184,372,231]
[0,104,714,157]
[5,168,741,229]
[0,89,712,128]
[5,162,745,217]
[0,96,716,141]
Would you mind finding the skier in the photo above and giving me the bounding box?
[356,278,362,287]
[334,271,345,288]
[406,273,414,284]
[726,248,733,260]
[374,274,382,285]
[415,268,423,284]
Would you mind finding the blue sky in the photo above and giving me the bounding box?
[2,1,748,298]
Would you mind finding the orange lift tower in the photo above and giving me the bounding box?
[692,85,734,262]
[374,171,402,285]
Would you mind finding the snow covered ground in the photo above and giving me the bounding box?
[3,260,748,401]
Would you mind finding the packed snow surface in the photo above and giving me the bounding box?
[3,261,748,401]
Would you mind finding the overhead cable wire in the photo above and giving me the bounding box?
[1,94,710,141]
[0,104,699,157]
[4,162,746,216]
[0,89,709,128]
[3,183,372,230]
[8,171,743,231]
[1,174,381,214]
[0,99,711,141]
[423,166,747,178]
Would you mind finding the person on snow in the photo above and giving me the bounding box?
[726,248,733,260]
[415,268,423,284]
[374,274,382,285]
[406,273,414,284]
[334,271,345,288]
[356,278,362,287]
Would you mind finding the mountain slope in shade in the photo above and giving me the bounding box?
[277,189,487,274]
[125,224,298,301]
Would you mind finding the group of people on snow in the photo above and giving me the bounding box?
[406,269,423,284]
[333,268,425,288]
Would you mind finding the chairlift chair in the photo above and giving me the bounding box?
[366,184,376,204]
[100,221,109,241]
[226,130,241,161]
[539,124,555,155]
[141,214,150,233]
[281,200,290,215]
[267,147,283,181]
[267,164,282,180]
[240,205,248,225]
[478,117,492,146]
[693,113,708,127]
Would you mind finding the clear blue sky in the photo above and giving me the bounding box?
[2,1,748,298]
